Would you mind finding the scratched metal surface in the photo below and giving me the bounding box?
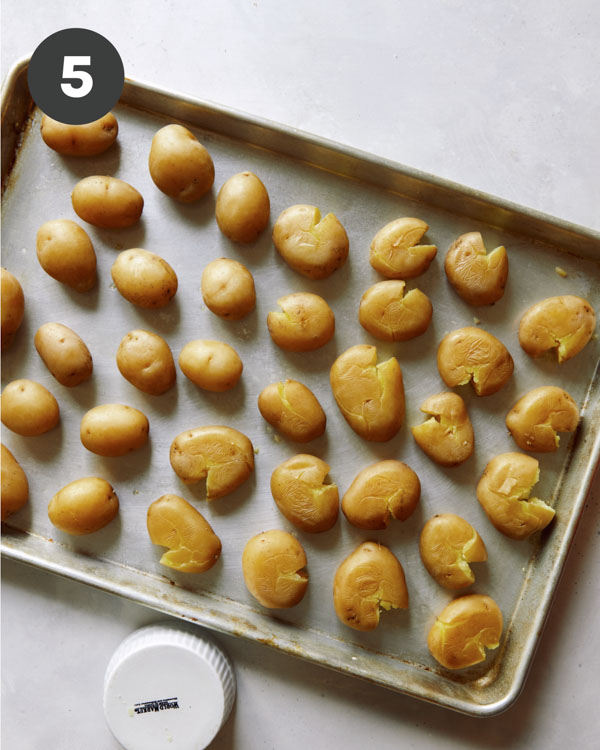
[2,60,599,715]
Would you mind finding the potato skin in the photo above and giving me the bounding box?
[116,330,176,395]
[505,386,579,452]
[369,217,437,279]
[419,514,487,589]
[216,172,270,242]
[258,380,326,442]
[201,258,256,320]
[147,494,221,573]
[72,176,143,228]
[179,340,243,392]
[149,124,214,202]
[358,280,432,341]
[267,292,335,352]
[242,530,308,608]
[41,112,118,156]
[36,219,97,292]
[34,322,93,387]
[80,404,149,457]
[272,204,349,279]
[1,379,60,436]
[411,392,474,467]
[48,477,119,535]
[1,268,25,350]
[444,232,508,306]
[1,444,29,520]
[111,249,178,308]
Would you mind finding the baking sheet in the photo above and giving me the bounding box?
[2,59,599,716]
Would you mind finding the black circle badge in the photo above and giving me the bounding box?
[28,28,124,125]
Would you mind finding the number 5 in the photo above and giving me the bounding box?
[61,56,93,98]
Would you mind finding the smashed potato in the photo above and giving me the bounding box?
[333,542,408,631]
[506,386,579,452]
[258,379,326,442]
[369,217,437,279]
[147,494,221,573]
[330,345,404,442]
[169,425,254,499]
[272,204,349,279]
[36,219,97,292]
[267,292,334,352]
[148,124,214,202]
[1,268,24,351]
[34,322,93,387]
[1,444,29,520]
[518,295,596,363]
[437,327,514,396]
[116,329,176,395]
[242,530,308,608]
[201,258,256,320]
[358,280,433,341]
[48,477,119,535]
[41,113,118,156]
[477,452,555,539]
[444,232,508,305]
[341,460,420,530]
[419,514,487,589]
[215,171,270,242]
[427,594,503,669]
[271,454,339,533]
[1,379,60,436]
[179,339,243,392]
[411,392,474,466]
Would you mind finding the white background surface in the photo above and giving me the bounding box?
[1,1,599,748]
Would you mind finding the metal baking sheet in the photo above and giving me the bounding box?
[2,57,599,716]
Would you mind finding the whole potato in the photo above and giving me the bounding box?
[267,292,335,352]
[147,494,222,573]
[111,249,178,308]
[419,514,487,589]
[48,477,119,535]
[411,392,474,467]
[149,124,214,202]
[72,176,144,228]
[1,379,60,436]
[444,231,508,306]
[216,171,270,242]
[257,379,326,442]
[80,404,149,457]
[272,204,349,279]
[1,268,25,350]
[369,217,437,279]
[116,329,176,395]
[36,219,97,292]
[201,258,256,320]
[505,386,579,452]
[41,112,118,156]
[242,530,308,608]
[1,444,29,520]
[179,339,243,392]
[34,322,93,387]
[358,280,432,341]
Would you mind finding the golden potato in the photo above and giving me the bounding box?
[369,217,437,279]
[476,452,555,540]
[341,460,420,530]
[1,268,24,350]
[437,327,514,396]
[36,219,97,292]
[257,379,326,443]
[333,542,408,631]
[1,379,60,436]
[178,339,243,392]
[358,280,432,341]
[148,124,214,202]
[427,594,503,669]
[330,345,404,442]
[1,444,29,520]
[242,530,308,608]
[518,295,596,363]
[41,112,118,156]
[34,322,93,387]
[506,386,579,452]
[72,176,143,228]
[411,392,474,467]
[80,404,149,457]
[444,231,508,305]
[419,514,487,589]
[111,249,178,308]
[270,454,339,533]
[147,494,221,573]
[272,204,349,279]
[267,292,335,352]
[116,329,176,395]
[170,425,254,499]
[201,258,256,320]
[48,477,119,535]
[216,171,270,242]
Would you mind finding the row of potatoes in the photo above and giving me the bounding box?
[2,111,598,672]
